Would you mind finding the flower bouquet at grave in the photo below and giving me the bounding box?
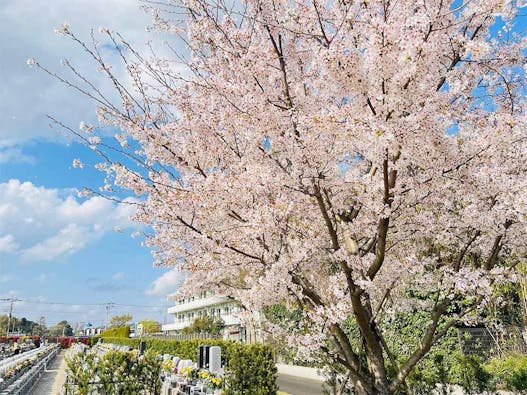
[198,370,223,393]
[162,358,177,375]
[207,374,223,394]
[4,368,15,380]
[198,370,210,381]
[181,366,199,380]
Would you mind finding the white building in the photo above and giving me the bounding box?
[83,327,104,336]
[162,291,246,340]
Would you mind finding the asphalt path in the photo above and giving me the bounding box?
[277,373,325,395]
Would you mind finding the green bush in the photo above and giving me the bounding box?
[64,351,97,395]
[486,353,527,393]
[449,352,494,394]
[380,310,500,395]
[101,337,277,394]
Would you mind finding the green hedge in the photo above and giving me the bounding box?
[100,337,277,394]
[98,326,130,338]
[93,337,232,361]
[65,348,161,394]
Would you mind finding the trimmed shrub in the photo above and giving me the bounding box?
[97,337,232,362]
[224,342,278,395]
[99,326,131,338]
[65,348,161,394]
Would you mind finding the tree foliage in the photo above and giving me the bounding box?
[139,319,161,334]
[49,320,73,337]
[181,316,225,335]
[109,314,133,329]
[0,315,47,336]
[37,0,527,393]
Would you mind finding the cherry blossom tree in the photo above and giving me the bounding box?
[33,0,527,393]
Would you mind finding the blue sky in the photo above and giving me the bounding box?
[0,0,184,329]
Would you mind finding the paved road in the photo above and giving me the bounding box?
[29,350,65,395]
[277,373,325,395]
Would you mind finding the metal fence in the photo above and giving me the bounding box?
[150,332,223,341]
[457,325,527,357]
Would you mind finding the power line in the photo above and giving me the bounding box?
[0,298,171,330]
[0,299,170,309]
[15,301,103,306]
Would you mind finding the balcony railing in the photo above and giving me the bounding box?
[162,314,241,332]
[167,295,232,314]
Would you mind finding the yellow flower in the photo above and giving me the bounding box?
[181,367,195,377]
[162,359,176,372]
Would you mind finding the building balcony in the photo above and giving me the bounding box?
[220,314,240,326]
[162,321,188,332]
[167,295,232,314]
[162,314,241,333]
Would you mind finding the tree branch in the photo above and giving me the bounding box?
[313,181,339,250]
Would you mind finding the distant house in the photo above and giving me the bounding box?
[83,327,104,336]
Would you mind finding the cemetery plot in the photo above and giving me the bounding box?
[0,344,60,392]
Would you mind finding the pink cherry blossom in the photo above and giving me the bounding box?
[40,0,527,393]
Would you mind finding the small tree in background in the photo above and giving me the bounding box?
[182,316,225,335]
[49,320,73,337]
[109,314,133,329]
[140,319,161,335]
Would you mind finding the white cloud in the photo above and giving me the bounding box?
[147,269,187,297]
[112,272,125,281]
[0,147,35,164]
[0,274,14,283]
[0,235,18,253]
[0,179,138,263]
[0,0,158,148]
[21,223,88,262]
[38,273,55,283]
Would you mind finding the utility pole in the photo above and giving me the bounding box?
[1,298,21,337]
[105,302,115,330]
